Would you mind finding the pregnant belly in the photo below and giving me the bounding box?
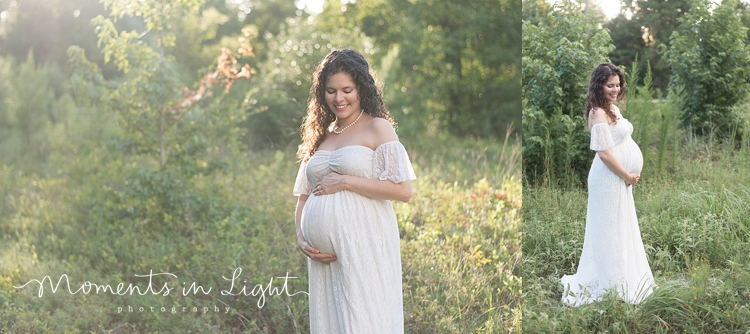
[301,191,371,255]
[300,195,338,255]
[614,139,643,174]
[301,191,394,256]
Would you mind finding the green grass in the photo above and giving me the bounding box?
[0,117,521,333]
[523,136,750,333]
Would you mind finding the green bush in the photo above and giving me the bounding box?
[665,0,750,138]
[0,52,66,173]
[522,0,615,186]
[241,16,377,149]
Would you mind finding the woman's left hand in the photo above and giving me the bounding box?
[625,173,641,187]
[313,172,348,196]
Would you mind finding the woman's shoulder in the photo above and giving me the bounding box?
[365,116,399,145]
[588,107,611,126]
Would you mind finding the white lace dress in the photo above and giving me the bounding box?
[293,141,416,333]
[561,114,655,306]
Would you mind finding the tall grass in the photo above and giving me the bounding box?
[623,59,684,180]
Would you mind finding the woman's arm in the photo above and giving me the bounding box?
[314,175,411,202]
[312,118,412,202]
[596,149,639,186]
[295,194,337,264]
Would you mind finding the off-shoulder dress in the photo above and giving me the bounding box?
[293,141,416,333]
[561,112,655,306]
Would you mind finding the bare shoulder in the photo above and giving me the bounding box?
[367,116,399,145]
[588,107,611,128]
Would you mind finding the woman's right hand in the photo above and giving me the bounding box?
[298,239,337,264]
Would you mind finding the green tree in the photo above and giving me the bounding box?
[523,1,614,116]
[665,0,750,137]
[606,13,646,77]
[522,0,552,26]
[77,0,255,167]
[210,0,305,70]
[0,52,58,170]
[735,1,750,47]
[608,0,690,91]
[351,0,521,137]
[67,0,254,233]
[522,0,614,186]
[240,14,376,148]
[169,5,231,83]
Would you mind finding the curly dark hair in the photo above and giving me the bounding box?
[584,62,626,124]
[298,49,394,161]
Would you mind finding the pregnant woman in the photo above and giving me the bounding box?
[293,49,416,333]
[561,62,655,306]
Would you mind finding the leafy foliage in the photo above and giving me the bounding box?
[72,0,255,169]
[241,15,376,149]
[521,0,552,26]
[664,0,750,138]
[0,52,66,172]
[350,0,521,137]
[606,13,647,84]
[616,0,691,91]
[522,1,615,186]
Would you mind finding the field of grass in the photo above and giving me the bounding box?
[0,109,521,333]
[523,133,750,333]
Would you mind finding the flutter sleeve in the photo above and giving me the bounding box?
[292,160,312,196]
[589,123,616,151]
[373,141,417,183]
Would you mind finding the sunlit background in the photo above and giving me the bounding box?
[0,0,522,332]
[296,0,326,13]
[599,0,622,19]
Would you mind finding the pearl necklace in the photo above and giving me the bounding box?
[332,109,364,134]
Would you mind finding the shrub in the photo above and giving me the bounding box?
[522,0,615,186]
[665,0,750,138]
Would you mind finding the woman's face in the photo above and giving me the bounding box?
[603,74,620,103]
[325,72,361,120]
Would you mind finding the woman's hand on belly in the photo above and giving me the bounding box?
[298,238,338,264]
[314,171,412,202]
[312,172,348,196]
